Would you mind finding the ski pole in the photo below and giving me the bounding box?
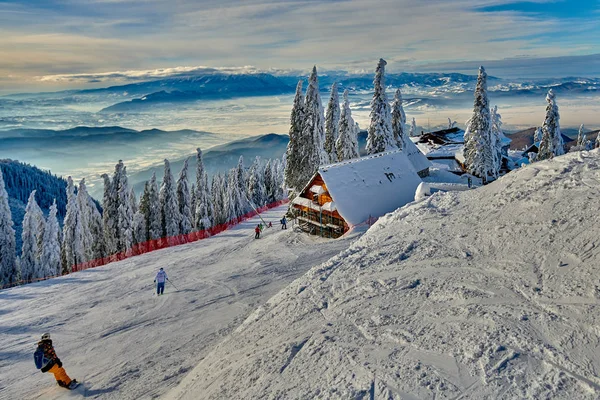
[167,279,180,290]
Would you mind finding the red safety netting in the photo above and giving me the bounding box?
[1,199,288,291]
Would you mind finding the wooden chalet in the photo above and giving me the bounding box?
[290,150,423,238]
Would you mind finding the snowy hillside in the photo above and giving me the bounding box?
[167,150,600,399]
[0,206,362,400]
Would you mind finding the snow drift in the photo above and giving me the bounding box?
[167,150,600,399]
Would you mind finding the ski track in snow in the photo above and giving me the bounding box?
[165,150,600,400]
[0,206,363,400]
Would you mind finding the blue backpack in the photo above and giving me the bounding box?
[34,346,51,370]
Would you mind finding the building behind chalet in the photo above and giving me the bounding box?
[290,150,425,238]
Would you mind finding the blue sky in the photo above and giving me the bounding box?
[1,0,600,92]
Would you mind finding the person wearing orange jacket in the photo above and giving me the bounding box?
[36,333,78,389]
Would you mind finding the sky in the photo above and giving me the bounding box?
[1,0,600,92]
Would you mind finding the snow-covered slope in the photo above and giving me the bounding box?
[0,206,362,400]
[167,150,600,399]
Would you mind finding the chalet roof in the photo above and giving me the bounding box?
[314,150,423,226]
[402,136,433,173]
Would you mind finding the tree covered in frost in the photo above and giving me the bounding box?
[77,178,102,262]
[366,59,396,154]
[132,211,146,245]
[409,117,417,137]
[284,81,305,194]
[336,89,360,161]
[324,82,340,162]
[211,173,227,226]
[538,89,564,160]
[177,158,193,236]
[148,173,161,240]
[194,148,212,231]
[190,184,197,222]
[116,166,134,253]
[101,173,118,255]
[298,66,328,189]
[20,190,44,282]
[596,133,600,149]
[0,167,17,286]
[160,159,181,238]
[391,88,407,150]
[40,200,61,278]
[235,156,249,214]
[138,182,152,243]
[463,66,495,181]
[490,105,505,175]
[62,177,85,273]
[129,187,138,215]
[534,127,543,143]
[264,159,276,204]
[225,169,242,221]
[247,157,266,208]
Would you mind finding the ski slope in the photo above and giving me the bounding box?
[0,206,363,400]
[166,150,600,399]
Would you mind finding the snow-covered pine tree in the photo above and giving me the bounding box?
[298,66,328,190]
[596,133,600,149]
[21,191,44,282]
[190,184,197,224]
[235,156,249,214]
[490,105,504,176]
[138,181,151,243]
[324,82,340,162]
[148,173,161,240]
[211,173,227,226]
[194,148,212,231]
[534,127,543,143]
[0,169,17,286]
[391,88,407,150]
[101,173,118,256]
[160,159,181,239]
[336,89,360,161]
[117,167,134,253]
[284,81,305,194]
[247,157,266,209]
[76,178,97,263]
[448,118,457,129]
[264,159,275,204]
[40,200,61,278]
[577,124,586,148]
[225,169,240,221]
[538,89,564,159]
[177,158,193,236]
[63,177,85,273]
[463,66,495,182]
[409,117,417,137]
[129,187,138,215]
[366,58,396,154]
[132,211,146,245]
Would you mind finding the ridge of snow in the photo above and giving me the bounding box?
[167,150,600,400]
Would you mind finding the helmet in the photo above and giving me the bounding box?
[160,267,163,270]
[41,333,51,341]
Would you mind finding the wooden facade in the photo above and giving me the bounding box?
[290,174,349,238]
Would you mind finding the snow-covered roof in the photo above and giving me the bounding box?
[403,136,433,173]
[309,185,325,195]
[316,150,422,226]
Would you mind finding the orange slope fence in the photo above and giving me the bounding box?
[1,199,289,291]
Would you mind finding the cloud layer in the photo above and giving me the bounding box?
[1,0,600,91]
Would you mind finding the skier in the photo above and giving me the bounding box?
[35,333,78,389]
[255,224,261,239]
[268,221,273,228]
[281,216,287,229]
[154,267,168,295]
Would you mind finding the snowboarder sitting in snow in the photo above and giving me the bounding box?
[35,333,78,389]
[154,267,168,295]
[255,224,261,239]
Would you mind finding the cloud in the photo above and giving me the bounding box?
[1,0,599,91]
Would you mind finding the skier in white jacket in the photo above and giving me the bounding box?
[154,268,168,295]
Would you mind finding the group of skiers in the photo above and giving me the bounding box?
[254,216,287,239]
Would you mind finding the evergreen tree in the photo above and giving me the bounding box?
[76,178,97,262]
[139,181,151,243]
[235,156,249,214]
[211,173,227,226]
[62,177,85,273]
[177,158,193,236]
[391,88,407,150]
[159,159,181,238]
[148,173,161,240]
[194,148,212,231]
[336,89,360,161]
[117,167,134,253]
[324,82,340,162]
[40,200,61,278]
[409,117,417,137]
[101,173,118,256]
[225,169,242,220]
[596,133,600,149]
[577,124,586,149]
[366,58,396,154]
[0,169,17,286]
[247,157,266,209]
[132,211,146,245]
[21,191,44,282]
[284,80,305,193]
[190,184,197,224]
[463,66,494,182]
[538,89,564,159]
[129,187,138,215]
[534,127,543,143]
[298,66,328,190]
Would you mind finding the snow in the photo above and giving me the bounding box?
[318,150,423,226]
[403,134,432,174]
[166,150,600,399]
[0,205,363,400]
